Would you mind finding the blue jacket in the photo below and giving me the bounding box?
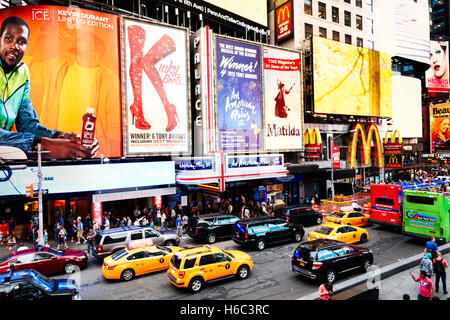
[0,60,59,153]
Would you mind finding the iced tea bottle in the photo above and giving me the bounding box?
[81,108,96,147]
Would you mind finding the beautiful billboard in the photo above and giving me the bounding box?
[263,46,301,151]
[215,36,263,152]
[122,17,190,156]
[426,40,450,94]
[0,5,122,159]
[430,104,450,153]
[313,36,392,117]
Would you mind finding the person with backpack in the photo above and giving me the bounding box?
[424,237,439,259]
[420,253,434,278]
[433,252,448,294]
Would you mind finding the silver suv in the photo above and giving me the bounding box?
[93,225,179,259]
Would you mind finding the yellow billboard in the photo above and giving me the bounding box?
[313,37,392,117]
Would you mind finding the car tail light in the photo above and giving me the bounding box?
[312,262,322,270]
[245,233,248,241]
[286,216,290,222]
[196,227,198,234]
[179,271,185,279]
[105,264,117,270]
[98,245,103,253]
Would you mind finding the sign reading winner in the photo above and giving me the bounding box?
[215,37,263,152]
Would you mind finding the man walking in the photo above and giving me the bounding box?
[85,227,96,256]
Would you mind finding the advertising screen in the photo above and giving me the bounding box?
[426,40,450,93]
[263,46,302,151]
[122,18,190,156]
[313,36,392,117]
[215,36,263,152]
[0,6,122,159]
[430,104,450,153]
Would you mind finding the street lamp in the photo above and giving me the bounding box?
[330,130,356,200]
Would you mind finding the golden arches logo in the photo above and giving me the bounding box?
[304,128,322,145]
[388,155,399,164]
[347,123,383,169]
[384,130,402,144]
[277,3,291,24]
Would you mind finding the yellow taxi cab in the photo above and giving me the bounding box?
[307,223,369,244]
[324,209,370,227]
[167,245,253,293]
[102,245,184,281]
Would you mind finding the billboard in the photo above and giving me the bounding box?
[215,36,263,152]
[275,1,293,43]
[0,5,122,159]
[121,17,190,156]
[263,46,302,151]
[313,36,392,117]
[426,40,450,94]
[203,0,267,27]
[347,123,383,169]
[304,128,321,160]
[430,104,450,153]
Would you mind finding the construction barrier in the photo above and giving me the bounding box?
[320,193,370,215]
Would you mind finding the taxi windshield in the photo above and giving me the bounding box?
[314,226,334,235]
[329,212,346,218]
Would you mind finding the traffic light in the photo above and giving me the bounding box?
[26,184,34,198]
[24,201,39,212]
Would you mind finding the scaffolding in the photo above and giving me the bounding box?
[319,192,370,214]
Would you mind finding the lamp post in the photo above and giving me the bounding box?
[330,130,356,199]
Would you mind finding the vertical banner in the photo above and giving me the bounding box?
[215,37,263,152]
[332,146,341,169]
[275,0,293,43]
[122,18,190,155]
[430,104,450,153]
[0,5,122,158]
[263,46,302,151]
[92,202,103,226]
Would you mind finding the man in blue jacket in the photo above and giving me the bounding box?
[0,16,97,159]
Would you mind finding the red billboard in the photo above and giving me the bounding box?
[275,1,293,43]
[332,146,341,169]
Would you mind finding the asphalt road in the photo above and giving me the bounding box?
[58,223,428,300]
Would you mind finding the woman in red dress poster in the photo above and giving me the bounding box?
[274,80,294,118]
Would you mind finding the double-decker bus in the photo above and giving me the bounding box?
[402,190,450,244]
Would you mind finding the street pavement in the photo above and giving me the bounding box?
[1,231,449,300]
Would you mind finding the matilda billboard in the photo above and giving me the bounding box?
[121,17,190,156]
[215,36,263,152]
[263,46,302,151]
[313,36,392,117]
[0,6,122,159]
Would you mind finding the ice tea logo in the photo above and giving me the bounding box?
[31,8,50,21]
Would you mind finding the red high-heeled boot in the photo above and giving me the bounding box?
[141,34,178,132]
[127,25,151,130]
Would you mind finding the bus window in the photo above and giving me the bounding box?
[375,197,394,206]
[406,195,435,205]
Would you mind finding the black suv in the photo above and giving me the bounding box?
[276,205,323,226]
[291,239,373,283]
[232,216,305,251]
[187,214,241,244]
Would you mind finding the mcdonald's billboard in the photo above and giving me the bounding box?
[347,123,383,169]
[385,154,402,168]
[304,128,322,160]
[275,1,293,43]
[384,130,403,155]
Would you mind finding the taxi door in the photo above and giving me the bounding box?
[335,226,352,243]
[126,250,150,276]
[146,250,169,272]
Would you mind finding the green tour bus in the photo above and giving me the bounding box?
[402,190,450,244]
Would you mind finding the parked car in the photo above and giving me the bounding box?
[232,216,305,251]
[0,268,80,300]
[0,246,87,276]
[291,239,373,283]
[276,205,323,226]
[187,214,240,244]
[167,245,253,293]
[324,209,370,227]
[307,223,369,244]
[102,245,185,281]
[93,225,179,259]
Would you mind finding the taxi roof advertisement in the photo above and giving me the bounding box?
[0,5,122,159]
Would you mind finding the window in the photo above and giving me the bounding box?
[131,231,143,240]
[12,254,34,264]
[356,37,363,47]
[317,249,337,261]
[332,31,340,41]
[127,251,148,260]
[34,253,53,261]
[367,40,374,50]
[318,2,326,19]
[344,11,351,27]
[304,0,312,15]
[334,246,356,256]
[144,230,159,238]
[103,234,127,245]
[366,0,373,12]
[356,15,363,30]
[214,253,231,263]
[345,34,352,44]
[366,18,373,33]
[183,258,197,269]
[319,27,327,38]
[375,197,394,206]
[305,23,313,39]
[406,195,435,205]
[332,6,339,23]
[344,0,351,3]
[199,254,216,266]
[356,0,362,8]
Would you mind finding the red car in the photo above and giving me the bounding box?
[0,246,88,276]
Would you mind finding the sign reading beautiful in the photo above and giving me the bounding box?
[429,104,450,153]
[216,37,263,152]
[263,46,302,151]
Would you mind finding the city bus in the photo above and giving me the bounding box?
[370,184,403,228]
[402,190,450,244]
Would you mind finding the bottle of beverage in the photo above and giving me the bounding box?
[81,108,96,147]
